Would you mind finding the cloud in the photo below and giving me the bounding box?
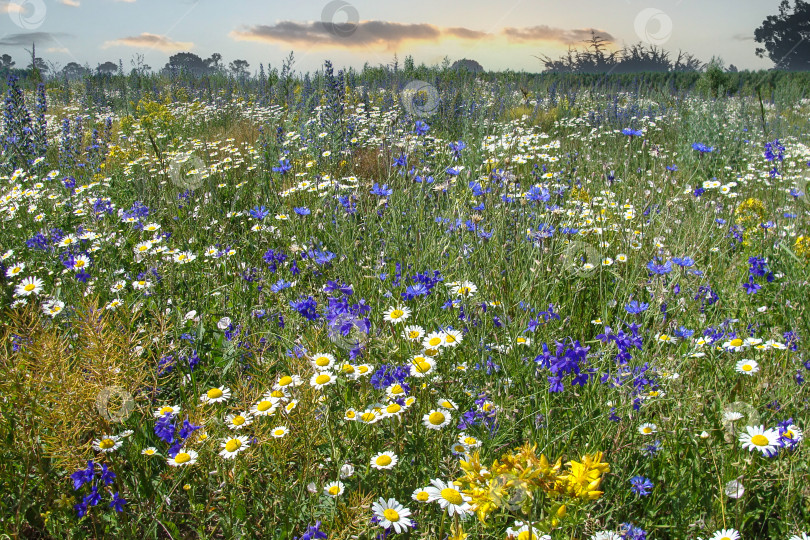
[502,25,615,45]
[0,1,23,13]
[732,33,754,42]
[59,0,80,6]
[103,33,193,52]
[231,19,614,50]
[46,46,70,53]
[0,32,71,46]
[231,20,446,50]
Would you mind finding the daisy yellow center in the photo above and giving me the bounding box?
[273,429,286,436]
[517,337,526,343]
[99,438,115,449]
[75,260,85,267]
[256,401,272,412]
[642,427,652,434]
[315,357,331,367]
[415,361,431,373]
[445,335,456,343]
[518,532,537,540]
[459,287,471,295]
[721,537,731,540]
[361,412,376,422]
[207,388,223,399]
[315,374,331,385]
[386,403,402,414]
[416,491,429,502]
[144,449,155,455]
[358,366,369,374]
[328,486,341,495]
[429,412,446,425]
[270,390,285,398]
[464,437,477,445]
[441,401,453,409]
[660,335,669,341]
[225,439,242,452]
[376,455,393,466]
[159,406,174,415]
[390,384,404,395]
[346,410,356,419]
[231,415,245,426]
[441,488,463,505]
[342,364,355,374]
[742,364,752,371]
[383,508,400,522]
[390,309,404,319]
[408,331,420,339]
[138,246,148,252]
[750,434,769,446]
[428,337,442,347]
[174,452,191,464]
[24,283,35,292]
[730,338,743,347]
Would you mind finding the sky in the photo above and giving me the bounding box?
[0,0,790,74]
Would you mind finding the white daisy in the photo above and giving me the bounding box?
[371,497,413,533]
[167,448,198,467]
[219,435,250,459]
[370,451,398,470]
[423,478,472,517]
[739,425,780,456]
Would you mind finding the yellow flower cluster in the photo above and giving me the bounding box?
[795,235,810,260]
[735,197,767,227]
[455,443,609,527]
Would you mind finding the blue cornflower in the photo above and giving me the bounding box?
[370,183,392,197]
[692,142,714,153]
[414,120,429,135]
[294,206,311,216]
[646,259,672,275]
[290,296,319,321]
[109,492,127,513]
[249,205,269,220]
[629,475,653,496]
[742,277,761,295]
[270,279,293,293]
[272,159,292,174]
[622,128,643,137]
[672,256,695,267]
[625,301,649,314]
[449,140,466,160]
[99,463,116,486]
[296,521,327,540]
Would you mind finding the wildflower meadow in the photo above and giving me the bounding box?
[0,62,809,540]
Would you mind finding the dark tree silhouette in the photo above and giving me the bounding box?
[164,52,208,76]
[451,59,484,73]
[0,54,14,69]
[62,62,90,79]
[229,59,250,78]
[96,61,118,75]
[754,0,810,70]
